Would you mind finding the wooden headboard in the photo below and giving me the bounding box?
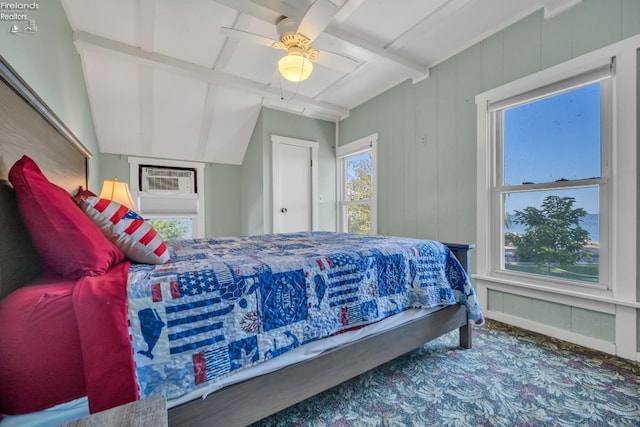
[0,55,91,299]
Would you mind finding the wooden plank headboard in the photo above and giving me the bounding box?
[0,55,91,299]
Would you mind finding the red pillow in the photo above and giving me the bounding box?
[0,282,85,414]
[8,156,124,279]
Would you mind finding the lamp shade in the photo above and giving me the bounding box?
[99,178,137,211]
[278,53,313,82]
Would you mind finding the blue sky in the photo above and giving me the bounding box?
[503,82,601,214]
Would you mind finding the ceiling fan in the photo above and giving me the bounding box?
[221,0,359,83]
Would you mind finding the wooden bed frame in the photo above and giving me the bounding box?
[0,55,474,427]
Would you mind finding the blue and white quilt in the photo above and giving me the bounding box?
[127,232,484,400]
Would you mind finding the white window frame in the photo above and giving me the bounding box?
[475,36,638,360]
[491,64,612,291]
[128,157,206,238]
[336,133,378,234]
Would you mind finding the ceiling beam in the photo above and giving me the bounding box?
[321,26,428,77]
[331,0,367,24]
[73,30,348,120]
[193,11,251,160]
[195,84,218,160]
[210,0,284,24]
[136,0,156,156]
[212,0,429,78]
[214,13,253,71]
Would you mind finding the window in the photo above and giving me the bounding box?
[476,36,638,360]
[146,217,193,241]
[493,72,611,288]
[337,134,377,234]
[482,61,614,290]
[128,157,206,239]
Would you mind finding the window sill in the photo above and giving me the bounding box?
[139,192,198,199]
[472,273,640,309]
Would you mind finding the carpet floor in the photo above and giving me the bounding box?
[251,320,640,427]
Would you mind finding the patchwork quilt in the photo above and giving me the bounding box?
[127,232,483,400]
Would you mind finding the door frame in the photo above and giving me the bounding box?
[271,135,319,233]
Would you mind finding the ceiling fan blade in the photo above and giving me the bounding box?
[314,49,360,74]
[296,0,338,42]
[220,27,282,50]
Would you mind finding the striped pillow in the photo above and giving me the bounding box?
[80,197,170,264]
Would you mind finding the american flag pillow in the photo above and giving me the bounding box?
[80,197,170,264]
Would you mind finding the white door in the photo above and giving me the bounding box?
[272,135,318,233]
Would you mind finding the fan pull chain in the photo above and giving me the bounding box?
[279,73,302,101]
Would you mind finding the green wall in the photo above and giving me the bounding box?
[340,0,640,244]
[241,111,267,235]
[338,48,477,245]
[205,163,242,237]
[240,108,336,235]
[339,0,640,347]
[99,153,241,238]
[0,1,100,187]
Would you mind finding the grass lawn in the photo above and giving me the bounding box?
[505,263,599,283]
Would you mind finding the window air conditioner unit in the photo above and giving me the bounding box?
[140,165,196,194]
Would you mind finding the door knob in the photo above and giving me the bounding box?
[281,208,288,213]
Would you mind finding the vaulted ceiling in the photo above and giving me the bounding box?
[60,0,581,165]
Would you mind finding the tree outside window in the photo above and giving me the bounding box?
[508,195,594,282]
[337,135,377,235]
[345,153,372,234]
[147,218,192,241]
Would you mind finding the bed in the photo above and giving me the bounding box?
[0,54,483,427]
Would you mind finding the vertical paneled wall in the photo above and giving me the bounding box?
[339,0,640,352]
[340,0,640,254]
[339,48,482,245]
[240,108,337,236]
[241,112,266,236]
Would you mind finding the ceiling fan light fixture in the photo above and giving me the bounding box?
[278,51,313,83]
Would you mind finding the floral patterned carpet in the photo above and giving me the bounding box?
[252,320,640,427]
